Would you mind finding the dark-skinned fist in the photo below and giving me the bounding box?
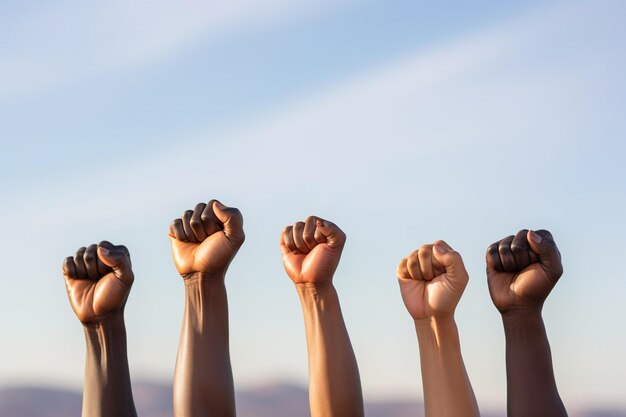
[486,229,563,314]
[63,241,133,324]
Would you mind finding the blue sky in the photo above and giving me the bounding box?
[1,0,625,411]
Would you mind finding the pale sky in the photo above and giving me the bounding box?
[1,0,625,411]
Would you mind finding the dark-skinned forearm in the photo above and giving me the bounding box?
[415,316,479,417]
[502,308,567,417]
[82,313,137,417]
[173,273,235,417]
[297,282,364,417]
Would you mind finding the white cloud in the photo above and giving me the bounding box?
[0,0,348,100]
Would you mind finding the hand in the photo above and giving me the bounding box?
[169,200,245,278]
[280,216,346,285]
[486,229,563,314]
[397,241,468,321]
[63,241,134,324]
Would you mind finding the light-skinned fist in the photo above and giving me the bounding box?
[397,241,469,321]
[169,200,244,278]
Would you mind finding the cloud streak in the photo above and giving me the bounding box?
[0,0,347,100]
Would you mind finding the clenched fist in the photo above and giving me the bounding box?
[169,200,245,278]
[397,241,469,320]
[486,229,563,314]
[63,242,134,324]
[280,216,346,285]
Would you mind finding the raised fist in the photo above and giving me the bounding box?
[397,241,469,321]
[63,241,134,324]
[486,229,563,313]
[280,216,346,285]
[169,200,245,278]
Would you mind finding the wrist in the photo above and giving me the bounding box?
[295,281,334,296]
[82,311,125,329]
[414,314,456,332]
[501,305,543,321]
[182,271,226,283]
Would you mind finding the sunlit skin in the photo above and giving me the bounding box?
[280,216,364,417]
[169,200,244,417]
[486,229,568,417]
[62,242,137,417]
[397,241,480,417]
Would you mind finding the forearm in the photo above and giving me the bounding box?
[83,313,137,417]
[502,308,567,417]
[297,282,364,417]
[415,316,479,417]
[173,273,235,417]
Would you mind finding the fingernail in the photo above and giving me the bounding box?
[214,200,225,210]
[99,247,110,256]
[529,230,542,243]
[434,244,448,254]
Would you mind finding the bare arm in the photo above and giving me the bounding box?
[487,229,567,417]
[83,313,136,417]
[281,217,364,417]
[63,242,137,417]
[169,200,244,417]
[397,241,479,417]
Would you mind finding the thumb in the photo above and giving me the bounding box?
[212,201,245,245]
[527,230,563,281]
[315,219,346,249]
[97,242,133,285]
[432,240,468,289]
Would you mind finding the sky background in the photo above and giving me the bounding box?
[1,0,625,412]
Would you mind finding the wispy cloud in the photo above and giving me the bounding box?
[0,0,347,100]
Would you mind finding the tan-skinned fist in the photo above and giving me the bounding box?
[280,216,346,285]
[397,241,469,321]
[169,200,245,278]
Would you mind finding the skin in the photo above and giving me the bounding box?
[63,241,137,417]
[486,229,568,417]
[169,200,244,417]
[280,216,364,417]
[397,241,480,417]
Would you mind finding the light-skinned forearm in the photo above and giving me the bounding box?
[173,273,235,417]
[415,316,479,417]
[502,308,567,417]
[297,282,364,417]
[83,313,137,417]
